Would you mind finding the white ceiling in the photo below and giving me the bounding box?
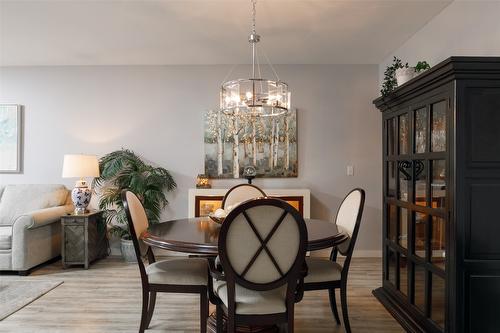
[0,0,452,66]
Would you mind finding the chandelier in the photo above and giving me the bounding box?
[220,0,290,118]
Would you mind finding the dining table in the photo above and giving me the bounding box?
[140,216,349,255]
[140,216,349,333]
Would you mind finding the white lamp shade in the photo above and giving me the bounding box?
[62,154,100,178]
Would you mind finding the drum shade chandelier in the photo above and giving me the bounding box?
[220,0,290,118]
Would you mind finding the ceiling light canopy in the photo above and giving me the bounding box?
[220,0,290,118]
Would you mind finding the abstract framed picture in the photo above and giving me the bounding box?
[0,105,23,173]
[204,109,298,179]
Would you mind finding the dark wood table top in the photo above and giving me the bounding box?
[141,217,348,255]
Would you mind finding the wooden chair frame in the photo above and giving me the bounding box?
[221,184,267,209]
[121,190,209,333]
[209,197,308,333]
[303,188,365,333]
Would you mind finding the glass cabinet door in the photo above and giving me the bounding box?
[383,96,449,332]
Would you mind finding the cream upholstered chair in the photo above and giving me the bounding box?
[121,190,209,333]
[221,184,266,210]
[303,188,365,333]
[209,197,308,333]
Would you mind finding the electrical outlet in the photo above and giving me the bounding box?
[347,165,354,176]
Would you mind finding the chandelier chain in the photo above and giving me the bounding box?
[251,0,257,34]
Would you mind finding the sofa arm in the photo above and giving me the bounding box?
[12,204,74,230]
[10,205,72,271]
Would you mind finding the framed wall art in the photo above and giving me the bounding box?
[0,104,23,173]
[204,109,297,179]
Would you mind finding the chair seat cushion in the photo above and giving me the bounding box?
[213,280,287,315]
[146,258,208,286]
[304,257,342,284]
[0,226,12,250]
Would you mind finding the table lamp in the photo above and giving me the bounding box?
[62,154,100,215]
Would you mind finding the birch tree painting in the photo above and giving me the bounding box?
[204,109,297,178]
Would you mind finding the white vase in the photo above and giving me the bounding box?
[395,67,416,86]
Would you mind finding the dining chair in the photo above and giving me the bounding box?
[209,197,308,333]
[303,188,365,333]
[121,190,209,333]
[221,184,266,210]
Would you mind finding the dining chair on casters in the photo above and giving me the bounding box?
[222,184,267,210]
[303,188,365,333]
[121,190,209,333]
[209,197,308,333]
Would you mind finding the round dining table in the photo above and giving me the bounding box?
[140,217,348,333]
[140,217,348,255]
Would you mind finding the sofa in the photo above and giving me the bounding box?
[0,184,73,274]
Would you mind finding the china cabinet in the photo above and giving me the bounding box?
[373,57,500,333]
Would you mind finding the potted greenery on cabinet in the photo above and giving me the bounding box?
[93,149,176,262]
[381,57,431,96]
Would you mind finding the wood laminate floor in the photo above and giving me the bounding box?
[0,257,402,333]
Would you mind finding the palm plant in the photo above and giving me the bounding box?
[93,149,176,239]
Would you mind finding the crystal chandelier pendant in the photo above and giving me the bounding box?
[220,0,290,118]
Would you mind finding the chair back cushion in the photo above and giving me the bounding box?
[335,189,365,255]
[122,191,149,256]
[0,184,69,225]
[222,184,266,210]
[219,197,307,290]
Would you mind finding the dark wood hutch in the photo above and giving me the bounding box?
[373,57,500,333]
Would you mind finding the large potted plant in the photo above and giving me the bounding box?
[93,149,176,262]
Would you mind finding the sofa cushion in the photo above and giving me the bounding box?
[0,226,12,250]
[0,184,69,225]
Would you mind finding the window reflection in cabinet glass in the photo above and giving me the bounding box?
[414,160,427,206]
[431,274,446,329]
[431,101,447,152]
[388,162,396,198]
[399,207,408,249]
[432,216,446,271]
[399,253,408,297]
[415,108,427,153]
[398,161,411,201]
[414,264,426,313]
[387,118,397,156]
[388,205,397,242]
[388,249,397,287]
[431,160,446,208]
[415,213,427,259]
[399,114,409,154]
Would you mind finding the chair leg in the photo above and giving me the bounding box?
[328,288,341,324]
[200,291,208,333]
[145,291,156,329]
[216,304,223,333]
[139,289,149,333]
[227,313,236,333]
[340,281,351,333]
[287,302,295,333]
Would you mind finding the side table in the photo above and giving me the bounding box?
[61,211,109,269]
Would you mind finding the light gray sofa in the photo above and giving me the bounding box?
[0,184,73,274]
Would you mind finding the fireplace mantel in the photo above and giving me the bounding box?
[188,188,311,218]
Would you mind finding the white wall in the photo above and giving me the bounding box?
[379,0,500,81]
[0,64,382,255]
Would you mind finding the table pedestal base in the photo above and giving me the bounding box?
[207,312,279,333]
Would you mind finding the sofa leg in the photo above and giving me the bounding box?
[18,270,30,276]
